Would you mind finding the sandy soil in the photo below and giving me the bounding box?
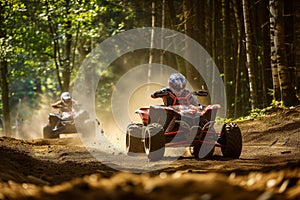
[0,106,300,199]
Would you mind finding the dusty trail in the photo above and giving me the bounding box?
[0,106,300,199]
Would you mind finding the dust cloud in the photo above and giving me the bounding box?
[96,83,164,152]
[6,95,54,139]
[95,65,174,152]
[94,64,210,155]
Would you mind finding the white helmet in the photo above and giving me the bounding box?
[61,92,71,105]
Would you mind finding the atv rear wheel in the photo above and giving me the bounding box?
[144,123,165,161]
[126,123,145,155]
[43,124,58,139]
[218,122,242,158]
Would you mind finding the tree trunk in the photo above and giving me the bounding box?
[183,0,193,39]
[166,0,176,29]
[63,19,72,92]
[0,60,11,137]
[148,0,156,85]
[164,0,180,70]
[0,2,11,137]
[194,0,205,48]
[46,0,73,93]
[160,0,165,65]
[149,0,156,66]
[232,0,242,118]
[204,1,211,56]
[45,1,63,91]
[294,0,300,97]
[269,0,281,102]
[194,0,206,84]
[211,0,216,64]
[222,0,234,117]
[259,0,272,106]
[182,0,193,75]
[62,0,72,92]
[242,0,258,109]
[254,1,268,108]
[271,0,300,106]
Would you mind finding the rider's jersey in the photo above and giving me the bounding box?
[151,88,199,106]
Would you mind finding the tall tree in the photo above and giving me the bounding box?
[62,0,73,92]
[222,0,234,117]
[149,0,156,65]
[0,1,11,136]
[257,0,272,107]
[194,0,205,48]
[44,0,78,92]
[270,0,300,106]
[294,0,300,96]
[211,0,216,64]
[166,0,176,29]
[269,0,281,102]
[160,0,165,64]
[242,0,258,110]
[232,0,243,117]
[182,0,193,76]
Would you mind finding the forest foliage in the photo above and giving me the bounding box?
[0,0,299,135]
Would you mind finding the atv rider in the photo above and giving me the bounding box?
[151,73,200,132]
[52,92,74,113]
[50,92,76,129]
[151,73,200,107]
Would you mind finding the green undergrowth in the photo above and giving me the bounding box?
[226,103,291,123]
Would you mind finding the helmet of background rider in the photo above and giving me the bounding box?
[61,92,72,105]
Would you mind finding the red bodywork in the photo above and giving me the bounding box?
[136,105,221,126]
[135,104,224,148]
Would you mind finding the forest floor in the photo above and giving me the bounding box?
[0,106,300,200]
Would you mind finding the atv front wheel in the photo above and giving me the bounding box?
[144,123,165,161]
[126,123,145,155]
[218,122,242,158]
[43,124,58,139]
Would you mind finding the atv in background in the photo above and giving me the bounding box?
[43,105,95,139]
[126,90,242,161]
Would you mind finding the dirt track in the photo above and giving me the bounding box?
[0,106,300,199]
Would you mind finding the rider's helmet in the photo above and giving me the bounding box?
[61,92,72,105]
[168,73,187,94]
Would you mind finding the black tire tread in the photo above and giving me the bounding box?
[126,123,145,154]
[144,123,165,161]
[218,122,242,158]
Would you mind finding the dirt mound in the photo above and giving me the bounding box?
[0,106,300,199]
[238,105,300,146]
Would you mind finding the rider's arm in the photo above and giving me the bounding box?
[151,88,170,98]
[51,101,63,109]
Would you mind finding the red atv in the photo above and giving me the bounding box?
[126,90,242,161]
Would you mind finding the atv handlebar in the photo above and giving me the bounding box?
[151,89,209,98]
[191,90,209,96]
[151,90,170,98]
